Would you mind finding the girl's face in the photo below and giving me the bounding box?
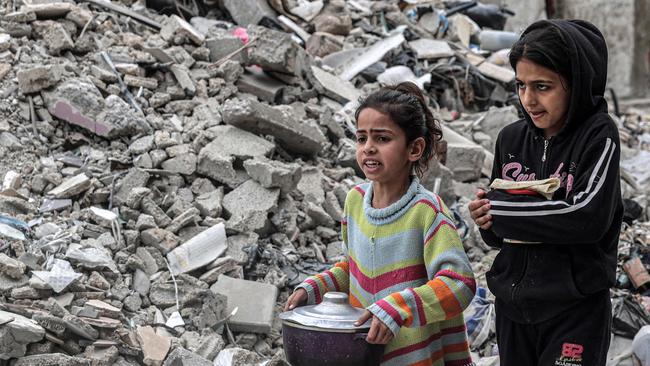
[515,58,570,139]
[355,108,422,184]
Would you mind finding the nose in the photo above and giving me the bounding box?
[520,87,536,108]
[363,140,376,154]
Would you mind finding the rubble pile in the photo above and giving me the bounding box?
[0,0,647,365]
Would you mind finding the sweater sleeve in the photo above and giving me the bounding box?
[480,131,504,248]
[295,199,351,304]
[366,204,476,337]
[487,131,622,244]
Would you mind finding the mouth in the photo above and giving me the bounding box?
[528,110,546,120]
[362,159,382,170]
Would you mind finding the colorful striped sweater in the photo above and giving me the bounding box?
[297,178,476,366]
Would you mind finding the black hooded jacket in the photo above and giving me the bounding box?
[480,20,623,323]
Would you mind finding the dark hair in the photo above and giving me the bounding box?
[509,24,571,86]
[354,81,442,177]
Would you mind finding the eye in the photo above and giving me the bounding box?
[536,84,549,91]
[515,81,525,90]
[377,136,390,143]
[356,135,366,143]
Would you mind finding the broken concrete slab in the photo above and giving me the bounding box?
[161,153,197,175]
[21,2,75,18]
[0,253,27,279]
[160,15,205,45]
[0,310,46,359]
[32,20,74,55]
[446,142,486,182]
[47,173,91,199]
[223,0,276,26]
[222,179,280,234]
[236,67,285,103]
[337,32,405,81]
[222,97,326,155]
[310,66,362,103]
[210,275,278,333]
[136,326,171,366]
[194,187,224,218]
[17,65,63,94]
[114,169,150,206]
[409,38,454,59]
[162,347,212,366]
[243,156,302,195]
[246,25,308,76]
[204,125,275,160]
[167,222,227,275]
[141,228,179,254]
[296,167,326,204]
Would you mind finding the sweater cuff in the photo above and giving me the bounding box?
[367,302,402,337]
[295,283,317,305]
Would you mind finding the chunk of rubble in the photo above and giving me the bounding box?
[243,156,302,195]
[17,65,63,94]
[210,275,278,333]
[222,97,326,155]
[0,310,45,359]
[222,179,280,234]
[136,326,171,366]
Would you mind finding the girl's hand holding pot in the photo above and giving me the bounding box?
[355,310,393,344]
[284,288,308,311]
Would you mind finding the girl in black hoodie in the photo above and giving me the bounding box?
[469,20,623,365]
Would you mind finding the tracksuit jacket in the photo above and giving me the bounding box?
[480,19,624,324]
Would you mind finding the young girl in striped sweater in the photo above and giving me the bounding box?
[285,82,476,366]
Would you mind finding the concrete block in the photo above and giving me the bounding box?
[210,275,278,333]
[478,105,519,152]
[222,0,276,25]
[408,39,454,59]
[222,97,326,155]
[446,142,486,182]
[17,65,63,94]
[21,2,75,18]
[0,310,45,359]
[115,169,150,206]
[204,125,275,160]
[141,228,179,254]
[47,173,91,199]
[205,30,246,63]
[296,167,326,204]
[310,66,361,103]
[170,64,195,97]
[160,15,205,45]
[0,253,27,279]
[223,179,280,234]
[162,347,212,366]
[123,74,158,90]
[194,187,224,217]
[14,353,91,366]
[246,25,308,76]
[44,79,152,138]
[32,21,73,55]
[129,135,155,155]
[236,67,285,103]
[243,156,302,195]
[136,326,171,366]
[161,153,197,175]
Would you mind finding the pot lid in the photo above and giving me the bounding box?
[279,292,371,331]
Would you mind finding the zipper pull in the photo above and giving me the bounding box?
[542,139,549,162]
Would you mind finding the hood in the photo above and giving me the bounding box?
[518,19,609,136]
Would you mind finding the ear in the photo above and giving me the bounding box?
[408,137,426,162]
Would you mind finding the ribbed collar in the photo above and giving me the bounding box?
[364,177,421,225]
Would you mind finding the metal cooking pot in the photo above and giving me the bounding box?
[279,292,384,366]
